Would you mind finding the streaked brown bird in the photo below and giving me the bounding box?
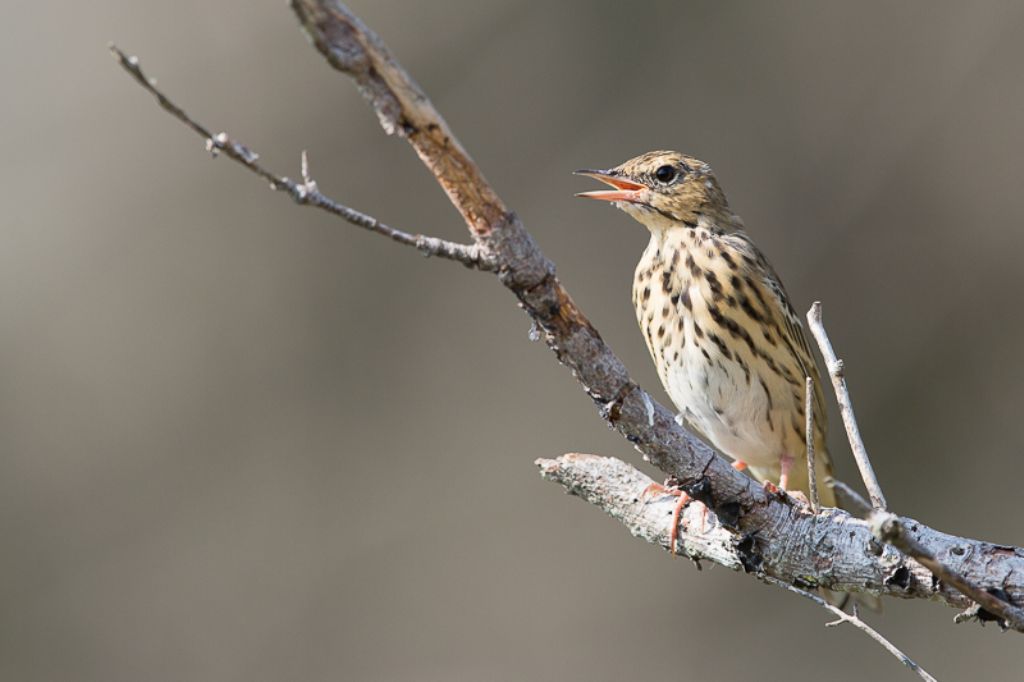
[576,151,835,543]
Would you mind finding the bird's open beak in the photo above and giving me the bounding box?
[573,169,645,203]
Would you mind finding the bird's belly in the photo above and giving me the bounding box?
[662,349,783,469]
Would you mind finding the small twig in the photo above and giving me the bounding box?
[108,44,495,271]
[871,512,1024,632]
[828,477,872,518]
[804,376,820,513]
[763,576,937,681]
[806,302,887,510]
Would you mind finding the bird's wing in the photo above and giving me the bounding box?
[723,233,830,452]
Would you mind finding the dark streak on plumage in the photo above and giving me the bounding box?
[686,253,699,276]
[708,332,733,360]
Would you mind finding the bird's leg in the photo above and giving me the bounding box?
[775,452,814,505]
[761,454,798,497]
[643,460,749,555]
[641,480,692,555]
[778,452,794,491]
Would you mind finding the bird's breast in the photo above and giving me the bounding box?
[632,230,810,469]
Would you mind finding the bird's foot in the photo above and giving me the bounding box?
[788,490,810,506]
[641,480,704,554]
[761,476,807,505]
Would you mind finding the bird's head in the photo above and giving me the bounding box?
[575,151,735,231]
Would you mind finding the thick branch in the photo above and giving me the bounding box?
[537,454,749,571]
[545,451,942,677]
[539,454,1024,625]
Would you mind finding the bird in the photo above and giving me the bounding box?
[575,151,836,546]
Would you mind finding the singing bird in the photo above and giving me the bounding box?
[576,151,835,534]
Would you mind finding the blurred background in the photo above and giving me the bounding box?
[3,1,1024,680]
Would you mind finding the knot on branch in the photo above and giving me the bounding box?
[599,381,641,424]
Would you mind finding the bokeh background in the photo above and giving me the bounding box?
[3,1,1024,680]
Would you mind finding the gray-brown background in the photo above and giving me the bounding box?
[3,1,1024,680]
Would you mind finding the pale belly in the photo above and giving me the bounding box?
[663,342,786,471]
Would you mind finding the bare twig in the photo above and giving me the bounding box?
[804,376,820,513]
[829,477,873,517]
[108,45,495,271]
[806,301,888,510]
[763,576,937,681]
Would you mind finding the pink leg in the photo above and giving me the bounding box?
[642,482,693,555]
[778,453,794,491]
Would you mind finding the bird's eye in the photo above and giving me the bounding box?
[654,164,678,184]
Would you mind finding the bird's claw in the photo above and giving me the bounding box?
[640,480,705,555]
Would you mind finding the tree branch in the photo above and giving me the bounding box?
[539,455,929,679]
[539,453,1024,626]
[871,511,1024,631]
[830,479,1024,631]
[536,454,747,571]
[111,0,1024,662]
